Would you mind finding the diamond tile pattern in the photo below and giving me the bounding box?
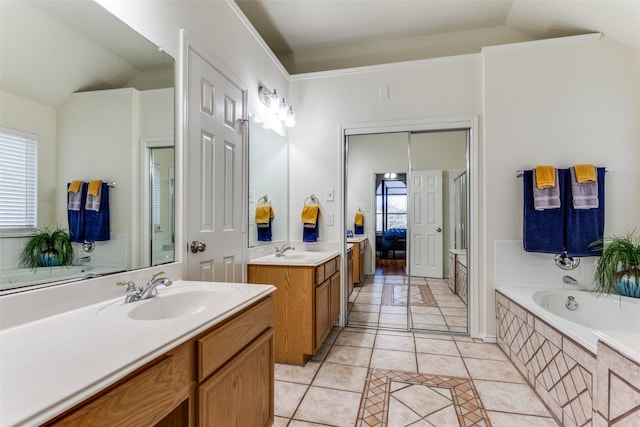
[496,293,594,426]
[382,284,437,307]
[357,369,490,427]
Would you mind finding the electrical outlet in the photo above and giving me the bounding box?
[326,188,334,202]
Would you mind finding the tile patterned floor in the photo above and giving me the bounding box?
[348,275,468,333]
[274,327,560,427]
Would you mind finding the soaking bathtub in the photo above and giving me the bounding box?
[496,286,640,425]
[497,287,640,354]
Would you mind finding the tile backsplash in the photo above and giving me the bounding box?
[495,240,597,290]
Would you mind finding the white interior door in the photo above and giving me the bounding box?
[410,170,443,278]
[185,47,245,282]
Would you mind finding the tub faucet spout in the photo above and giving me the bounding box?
[562,275,579,286]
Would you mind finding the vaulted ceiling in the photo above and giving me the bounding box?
[234,0,640,74]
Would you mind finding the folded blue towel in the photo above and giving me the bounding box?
[523,169,565,253]
[257,220,272,242]
[67,182,87,243]
[565,167,605,257]
[85,182,110,242]
[354,224,364,234]
[303,226,318,242]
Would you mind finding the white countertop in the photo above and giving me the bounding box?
[347,235,368,243]
[248,250,339,267]
[0,280,275,427]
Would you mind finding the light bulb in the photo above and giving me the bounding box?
[278,98,289,121]
[284,106,296,128]
[268,89,280,114]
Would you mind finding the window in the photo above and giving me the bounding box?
[0,127,38,233]
[375,174,407,232]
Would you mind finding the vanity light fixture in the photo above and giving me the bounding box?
[258,86,296,128]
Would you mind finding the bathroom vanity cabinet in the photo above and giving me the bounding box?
[348,237,368,285]
[45,296,274,427]
[347,245,354,297]
[248,255,341,365]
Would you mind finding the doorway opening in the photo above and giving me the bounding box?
[343,122,473,335]
[375,173,407,275]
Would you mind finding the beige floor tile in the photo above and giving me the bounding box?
[312,362,369,393]
[311,342,331,362]
[415,337,460,356]
[413,323,449,332]
[377,329,413,337]
[325,344,372,367]
[444,316,468,327]
[387,396,423,425]
[456,341,508,361]
[370,348,418,372]
[439,307,467,316]
[375,333,415,352]
[487,411,560,426]
[464,357,526,383]
[411,313,447,325]
[294,386,361,426]
[349,311,379,324]
[448,326,468,333]
[342,326,376,334]
[275,361,321,384]
[380,305,407,314]
[393,384,452,416]
[334,330,376,348]
[410,306,442,315]
[288,420,330,427]
[378,313,407,326]
[452,335,475,342]
[353,295,382,305]
[416,353,468,378]
[424,404,461,427]
[414,332,453,341]
[474,380,553,416]
[350,303,380,313]
[273,416,290,427]
[275,380,308,418]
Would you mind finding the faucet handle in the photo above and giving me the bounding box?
[148,271,166,283]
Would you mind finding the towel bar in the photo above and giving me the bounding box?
[304,194,319,205]
[516,168,610,178]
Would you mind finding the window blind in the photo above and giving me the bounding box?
[0,127,38,232]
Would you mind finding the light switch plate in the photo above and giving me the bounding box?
[326,213,335,226]
[326,188,335,202]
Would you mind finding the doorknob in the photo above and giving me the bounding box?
[190,241,206,253]
[437,227,442,232]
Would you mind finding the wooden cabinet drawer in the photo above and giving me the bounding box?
[49,342,191,426]
[324,256,338,277]
[315,264,325,285]
[197,297,273,382]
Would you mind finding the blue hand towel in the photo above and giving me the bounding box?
[303,225,318,242]
[85,182,110,241]
[257,220,272,242]
[354,224,364,234]
[67,182,87,243]
[522,169,565,253]
[565,167,605,257]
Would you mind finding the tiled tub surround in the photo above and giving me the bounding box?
[496,288,640,426]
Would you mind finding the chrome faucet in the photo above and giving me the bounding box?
[116,272,173,303]
[562,275,579,286]
[140,271,173,299]
[76,256,91,264]
[275,245,295,257]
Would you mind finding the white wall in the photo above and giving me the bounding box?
[482,35,640,336]
[289,55,483,244]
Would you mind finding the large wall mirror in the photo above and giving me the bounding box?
[248,116,288,247]
[345,129,469,333]
[0,0,175,294]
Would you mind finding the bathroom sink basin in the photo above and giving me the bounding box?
[127,290,228,320]
[249,251,337,266]
[99,284,245,321]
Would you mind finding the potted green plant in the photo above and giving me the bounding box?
[591,232,640,298]
[19,226,74,269]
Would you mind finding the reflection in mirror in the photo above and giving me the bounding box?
[346,130,469,334]
[149,146,175,266]
[0,0,175,293]
[248,116,288,247]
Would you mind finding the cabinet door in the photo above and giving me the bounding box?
[347,259,354,297]
[330,271,340,324]
[315,280,331,351]
[359,248,365,282]
[199,329,274,427]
